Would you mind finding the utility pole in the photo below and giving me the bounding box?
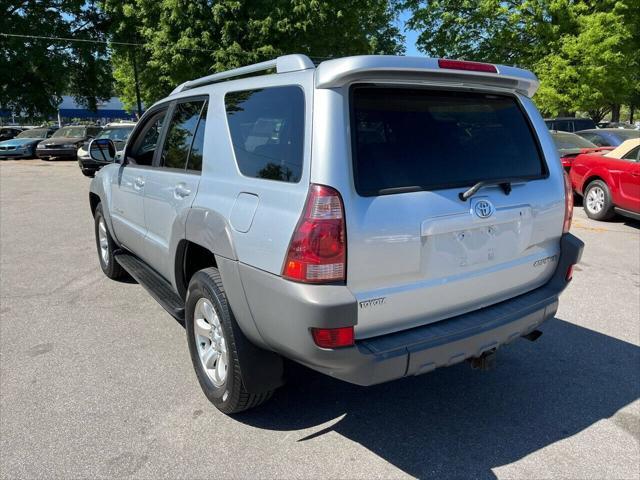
[131,48,143,118]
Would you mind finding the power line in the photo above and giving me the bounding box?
[0,32,219,52]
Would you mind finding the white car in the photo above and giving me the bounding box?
[78,122,136,177]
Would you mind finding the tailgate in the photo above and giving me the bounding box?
[344,86,564,339]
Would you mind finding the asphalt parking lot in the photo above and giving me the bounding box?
[1,159,638,479]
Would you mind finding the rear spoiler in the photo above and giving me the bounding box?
[315,56,540,97]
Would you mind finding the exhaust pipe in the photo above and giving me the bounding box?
[468,349,497,371]
[522,329,543,342]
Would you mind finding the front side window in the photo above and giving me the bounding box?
[351,87,546,196]
[128,110,166,166]
[160,100,206,170]
[225,86,304,183]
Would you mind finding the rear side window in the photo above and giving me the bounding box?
[351,87,546,196]
[161,100,206,170]
[225,86,304,183]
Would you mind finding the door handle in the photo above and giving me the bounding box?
[174,184,191,198]
[134,177,145,189]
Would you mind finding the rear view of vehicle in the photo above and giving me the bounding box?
[89,54,584,414]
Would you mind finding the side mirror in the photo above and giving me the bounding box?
[89,138,116,163]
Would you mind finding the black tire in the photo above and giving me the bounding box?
[186,268,274,414]
[82,169,95,178]
[583,179,614,220]
[94,203,125,279]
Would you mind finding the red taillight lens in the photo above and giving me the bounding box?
[283,184,346,283]
[563,171,573,233]
[311,327,354,348]
[438,59,498,73]
[566,265,574,282]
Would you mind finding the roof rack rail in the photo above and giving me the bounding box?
[171,54,314,95]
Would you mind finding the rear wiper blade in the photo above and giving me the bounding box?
[459,178,523,201]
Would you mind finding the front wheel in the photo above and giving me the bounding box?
[584,179,614,221]
[94,203,125,279]
[186,268,274,414]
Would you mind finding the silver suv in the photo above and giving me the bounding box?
[88,55,583,413]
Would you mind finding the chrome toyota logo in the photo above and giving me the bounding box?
[474,200,494,218]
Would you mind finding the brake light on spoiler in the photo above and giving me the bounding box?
[438,59,498,73]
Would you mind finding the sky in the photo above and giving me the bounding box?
[399,9,421,56]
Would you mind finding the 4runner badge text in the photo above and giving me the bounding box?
[533,255,558,267]
[359,297,386,309]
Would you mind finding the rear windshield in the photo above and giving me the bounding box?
[552,132,596,150]
[351,87,546,196]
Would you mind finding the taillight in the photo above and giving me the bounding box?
[563,171,573,233]
[438,59,498,73]
[566,265,574,282]
[283,184,346,283]
[311,327,354,348]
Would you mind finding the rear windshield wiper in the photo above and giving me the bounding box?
[459,178,524,201]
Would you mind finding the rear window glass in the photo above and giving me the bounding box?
[351,87,546,196]
[225,86,304,183]
[552,132,596,150]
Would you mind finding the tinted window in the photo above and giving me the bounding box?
[613,130,640,141]
[161,101,205,169]
[129,110,166,166]
[351,87,545,196]
[622,146,639,161]
[554,120,571,132]
[573,119,596,131]
[225,86,304,183]
[187,102,207,172]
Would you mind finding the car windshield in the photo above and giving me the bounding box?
[52,127,86,138]
[552,132,596,150]
[16,129,49,139]
[97,127,133,142]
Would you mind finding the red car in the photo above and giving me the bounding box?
[570,139,640,220]
[550,130,613,171]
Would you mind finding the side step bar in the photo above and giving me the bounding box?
[115,252,185,321]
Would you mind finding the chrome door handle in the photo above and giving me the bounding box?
[134,177,145,189]
[174,184,191,198]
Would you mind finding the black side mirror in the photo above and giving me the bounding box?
[89,138,116,163]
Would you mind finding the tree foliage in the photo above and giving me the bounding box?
[1,0,113,117]
[403,0,639,120]
[103,0,404,110]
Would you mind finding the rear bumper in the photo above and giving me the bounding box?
[239,233,584,386]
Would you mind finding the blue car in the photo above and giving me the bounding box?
[576,128,639,147]
[0,128,57,159]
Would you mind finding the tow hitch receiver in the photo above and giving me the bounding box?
[468,349,497,371]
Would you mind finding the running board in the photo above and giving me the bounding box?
[115,252,185,321]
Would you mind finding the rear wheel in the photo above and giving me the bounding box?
[94,203,125,279]
[584,179,614,220]
[186,268,274,414]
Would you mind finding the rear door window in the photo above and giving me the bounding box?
[351,87,546,196]
[224,86,304,183]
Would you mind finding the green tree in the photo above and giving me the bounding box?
[103,0,404,110]
[403,0,639,122]
[1,0,113,117]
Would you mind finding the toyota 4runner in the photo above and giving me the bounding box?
[88,55,584,413]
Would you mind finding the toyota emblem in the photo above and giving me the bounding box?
[474,200,494,218]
